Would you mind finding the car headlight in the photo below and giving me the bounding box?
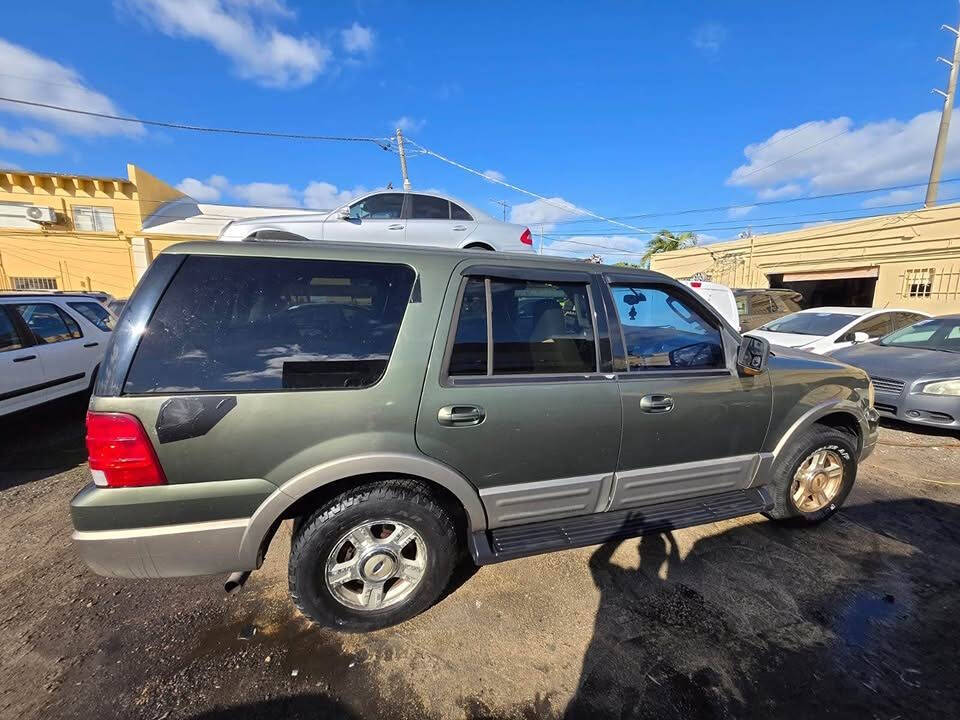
[920,379,960,396]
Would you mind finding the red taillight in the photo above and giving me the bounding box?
[520,228,533,246]
[690,281,702,288]
[86,412,167,488]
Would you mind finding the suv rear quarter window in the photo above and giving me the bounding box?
[124,256,415,393]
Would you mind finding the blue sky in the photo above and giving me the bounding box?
[2,1,960,259]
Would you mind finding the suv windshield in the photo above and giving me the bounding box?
[878,316,960,353]
[759,312,858,336]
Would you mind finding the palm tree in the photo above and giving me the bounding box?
[641,230,697,267]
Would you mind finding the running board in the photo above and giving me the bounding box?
[470,487,773,565]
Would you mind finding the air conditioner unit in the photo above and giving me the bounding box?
[25,206,58,224]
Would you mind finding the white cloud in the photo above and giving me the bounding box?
[392,115,425,134]
[231,181,300,207]
[121,0,331,88]
[482,169,505,182]
[0,126,60,154]
[509,197,583,230]
[756,183,804,200]
[692,23,727,54]
[726,112,958,196]
[0,38,143,144]
[543,234,647,261]
[727,205,755,219]
[176,176,223,201]
[177,174,369,209]
[341,22,374,54]
[861,188,923,208]
[304,180,368,209]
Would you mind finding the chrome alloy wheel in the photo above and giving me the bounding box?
[324,520,427,611]
[791,448,844,513]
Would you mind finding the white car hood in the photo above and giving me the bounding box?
[747,329,820,349]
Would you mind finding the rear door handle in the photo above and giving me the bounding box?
[13,354,37,363]
[640,394,674,413]
[388,224,404,230]
[83,342,99,348]
[453,225,467,231]
[438,405,485,427]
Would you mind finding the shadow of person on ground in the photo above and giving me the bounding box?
[563,498,960,720]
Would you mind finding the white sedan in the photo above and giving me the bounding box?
[747,307,932,354]
[218,190,536,253]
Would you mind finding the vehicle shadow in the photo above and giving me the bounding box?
[184,693,360,720]
[878,416,960,441]
[563,498,960,720]
[0,392,89,490]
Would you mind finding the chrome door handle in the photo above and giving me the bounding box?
[438,405,485,426]
[388,224,404,230]
[640,394,674,413]
[453,225,467,231]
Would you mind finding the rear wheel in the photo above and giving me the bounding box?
[766,425,858,524]
[289,479,458,631]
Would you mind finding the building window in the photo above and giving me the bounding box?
[11,276,58,291]
[72,206,116,232]
[903,268,935,298]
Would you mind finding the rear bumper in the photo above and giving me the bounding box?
[72,518,252,579]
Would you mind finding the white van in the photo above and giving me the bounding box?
[680,280,741,332]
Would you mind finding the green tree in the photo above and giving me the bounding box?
[641,230,697,267]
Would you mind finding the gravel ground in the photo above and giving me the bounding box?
[1,394,958,719]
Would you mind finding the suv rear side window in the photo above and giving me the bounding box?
[68,301,114,332]
[610,285,724,370]
[0,308,25,352]
[14,303,82,343]
[448,277,597,375]
[124,256,415,393]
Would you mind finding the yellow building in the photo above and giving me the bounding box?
[649,202,960,316]
[0,164,305,297]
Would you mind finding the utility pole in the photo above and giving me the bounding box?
[395,128,412,191]
[925,20,960,207]
[490,199,511,221]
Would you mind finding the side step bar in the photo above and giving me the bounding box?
[470,487,773,565]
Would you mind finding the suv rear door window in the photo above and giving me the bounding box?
[610,285,725,370]
[124,256,415,393]
[14,303,82,343]
[447,277,597,375]
[0,309,25,352]
[68,301,114,332]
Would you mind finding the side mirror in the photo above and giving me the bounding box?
[852,331,870,344]
[337,206,351,220]
[737,335,770,376]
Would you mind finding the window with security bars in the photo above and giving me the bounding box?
[902,268,935,298]
[72,206,116,232]
[11,276,58,290]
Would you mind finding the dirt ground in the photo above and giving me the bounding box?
[1,394,959,720]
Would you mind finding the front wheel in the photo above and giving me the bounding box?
[288,479,458,631]
[765,425,858,524]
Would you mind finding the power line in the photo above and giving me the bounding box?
[730,128,849,183]
[0,96,393,148]
[404,138,654,234]
[554,177,960,225]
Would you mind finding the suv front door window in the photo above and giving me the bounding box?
[607,281,772,507]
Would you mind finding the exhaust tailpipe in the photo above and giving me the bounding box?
[224,571,251,593]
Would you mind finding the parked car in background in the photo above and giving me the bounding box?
[747,307,930,355]
[830,315,960,429]
[217,190,536,253]
[0,293,113,416]
[71,240,878,632]
[681,280,740,331]
[734,289,803,331]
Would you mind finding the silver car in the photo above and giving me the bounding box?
[218,190,536,253]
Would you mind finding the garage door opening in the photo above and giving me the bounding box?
[768,268,877,308]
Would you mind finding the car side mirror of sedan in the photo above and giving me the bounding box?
[337,206,351,220]
[737,335,770,376]
[852,331,870,344]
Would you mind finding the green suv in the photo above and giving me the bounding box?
[70,241,879,631]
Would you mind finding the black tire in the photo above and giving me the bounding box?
[288,478,458,632]
[765,425,858,524]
